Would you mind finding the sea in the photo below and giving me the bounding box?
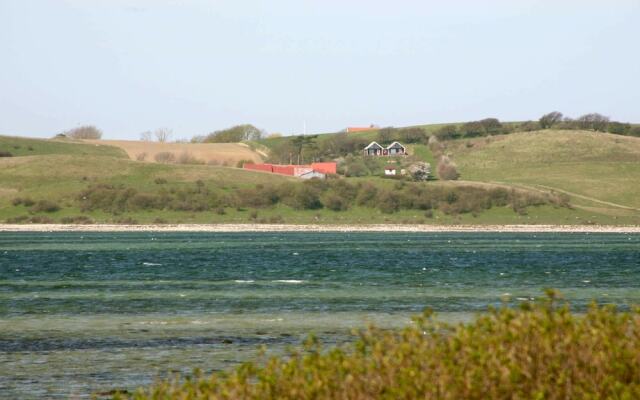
[1,231,639,398]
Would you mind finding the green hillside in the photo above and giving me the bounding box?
[448,130,640,213]
[0,135,127,158]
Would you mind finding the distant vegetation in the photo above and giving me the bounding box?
[73,179,568,217]
[125,292,640,400]
[61,125,103,140]
[194,124,264,143]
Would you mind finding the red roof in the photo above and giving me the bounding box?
[346,126,377,133]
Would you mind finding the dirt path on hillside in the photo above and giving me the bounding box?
[491,181,640,212]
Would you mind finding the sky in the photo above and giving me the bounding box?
[1,0,639,140]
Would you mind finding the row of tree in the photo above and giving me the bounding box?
[538,111,639,136]
[191,124,264,143]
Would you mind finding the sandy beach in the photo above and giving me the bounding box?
[1,223,639,233]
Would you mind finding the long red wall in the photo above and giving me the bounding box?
[244,162,337,177]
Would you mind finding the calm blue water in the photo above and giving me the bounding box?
[1,232,639,398]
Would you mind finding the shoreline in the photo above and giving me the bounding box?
[1,223,640,233]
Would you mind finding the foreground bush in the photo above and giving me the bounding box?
[123,292,640,399]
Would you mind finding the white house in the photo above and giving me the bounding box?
[384,166,397,176]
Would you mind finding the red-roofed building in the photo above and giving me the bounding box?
[346,125,378,133]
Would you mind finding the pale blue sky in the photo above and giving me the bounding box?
[1,0,639,139]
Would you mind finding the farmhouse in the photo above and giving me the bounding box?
[363,141,407,156]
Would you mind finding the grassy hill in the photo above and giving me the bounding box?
[0,128,639,226]
[447,130,640,215]
[0,135,127,158]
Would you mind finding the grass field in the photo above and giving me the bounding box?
[448,130,640,217]
[0,135,127,158]
[88,139,265,165]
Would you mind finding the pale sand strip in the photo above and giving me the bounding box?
[1,224,639,233]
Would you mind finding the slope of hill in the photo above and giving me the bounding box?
[0,135,127,158]
[88,140,264,165]
[448,130,640,212]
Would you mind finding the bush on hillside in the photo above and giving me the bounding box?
[576,113,610,132]
[433,124,459,140]
[479,118,503,135]
[539,111,563,129]
[377,127,397,144]
[517,120,541,132]
[30,200,60,213]
[436,156,460,180]
[177,151,203,165]
[60,215,94,224]
[461,121,485,138]
[74,178,569,219]
[11,197,35,207]
[398,127,426,144]
[0,151,13,157]
[203,124,263,143]
[63,125,103,140]
[126,291,640,400]
[154,152,176,163]
[629,126,640,137]
[608,121,631,135]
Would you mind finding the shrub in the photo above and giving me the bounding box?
[27,215,54,224]
[5,215,29,223]
[629,126,640,137]
[12,197,35,206]
[154,152,176,163]
[608,121,631,135]
[433,124,459,140]
[30,200,60,213]
[130,292,640,400]
[236,159,253,168]
[203,124,263,143]
[436,156,460,180]
[539,111,563,129]
[398,127,426,143]
[322,193,349,211]
[479,117,502,135]
[461,121,485,137]
[62,125,103,139]
[135,152,147,161]
[154,178,168,185]
[282,184,322,210]
[60,215,94,224]
[577,113,610,132]
[407,162,431,181]
[177,151,202,165]
[377,190,401,213]
[517,120,541,132]
[0,151,13,157]
[377,127,397,144]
